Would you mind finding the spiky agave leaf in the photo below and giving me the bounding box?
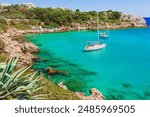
[0,63,6,69]
[29,72,37,81]
[9,57,18,72]
[30,94,51,100]
[0,57,48,100]
[2,66,31,89]
[0,57,13,82]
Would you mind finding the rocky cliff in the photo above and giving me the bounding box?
[70,13,146,30]
[0,28,39,66]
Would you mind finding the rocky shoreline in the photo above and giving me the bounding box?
[0,21,146,66]
[0,28,40,66]
[0,16,147,99]
[0,27,106,100]
[58,82,104,100]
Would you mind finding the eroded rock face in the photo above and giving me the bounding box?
[23,42,39,53]
[0,28,39,66]
[76,88,104,100]
[120,13,146,27]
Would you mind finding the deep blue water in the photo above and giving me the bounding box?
[144,17,150,26]
[25,28,150,100]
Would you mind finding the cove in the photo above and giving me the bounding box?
[25,28,150,100]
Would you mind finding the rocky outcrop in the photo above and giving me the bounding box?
[76,88,104,100]
[21,42,39,53]
[57,83,104,100]
[0,28,39,66]
[58,82,68,90]
[120,13,146,27]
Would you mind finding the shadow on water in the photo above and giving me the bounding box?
[121,83,132,89]
[33,49,149,98]
[143,86,150,99]
[105,83,149,100]
[144,91,150,97]
[105,88,125,100]
[32,49,97,94]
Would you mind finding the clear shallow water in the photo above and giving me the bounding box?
[25,28,150,100]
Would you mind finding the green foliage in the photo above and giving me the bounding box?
[0,57,79,100]
[8,19,39,30]
[115,21,121,25]
[1,5,26,19]
[8,20,30,29]
[0,57,48,100]
[42,23,59,28]
[107,11,121,21]
[40,81,79,100]
[89,10,97,16]
[0,18,7,32]
[0,53,7,63]
[0,5,122,27]
[75,9,80,12]
[64,79,86,92]
[28,20,39,26]
[0,39,5,49]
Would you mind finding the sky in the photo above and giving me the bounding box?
[0,0,150,17]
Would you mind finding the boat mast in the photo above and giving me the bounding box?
[97,12,100,44]
[106,13,109,37]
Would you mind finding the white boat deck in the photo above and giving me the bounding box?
[84,44,106,51]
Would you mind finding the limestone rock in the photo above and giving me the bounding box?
[76,88,104,100]
[0,28,39,66]
[58,82,68,90]
[23,42,39,53]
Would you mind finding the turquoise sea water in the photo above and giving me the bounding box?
[25,28,150,100]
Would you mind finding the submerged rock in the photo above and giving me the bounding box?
[48,67,60,75]
[76,88,104,100]
[122,83,132,88]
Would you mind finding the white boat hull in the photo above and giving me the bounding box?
[100,35,108,39]
[99,33,109,39]
[84,44,106,51]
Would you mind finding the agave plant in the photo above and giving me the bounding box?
[0,57,49,100]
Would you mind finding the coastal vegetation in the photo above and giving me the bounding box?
[0,4,123,31]
[0,17,7,33]
[0,3,147,100]
[0,53,7,62]
[0,57,79,100]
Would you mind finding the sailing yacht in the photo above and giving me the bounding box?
[99,26,109,39]
[99,31,109,39]
[84,12,106,51]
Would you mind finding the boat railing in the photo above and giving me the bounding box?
[86,41,99,44]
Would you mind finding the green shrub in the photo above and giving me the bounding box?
[0,18,7,32]
[28,20,39,26]
[0,5,123,27]
[42,23,59,28]
[0,53,7,62]
[0,57,48,100]
[0,39,5,49]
